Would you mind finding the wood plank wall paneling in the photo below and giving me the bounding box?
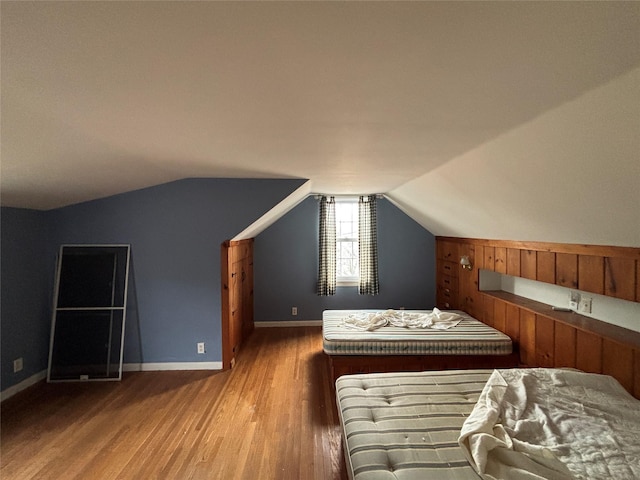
[635,352,640,399]
[440,238,640,258]
[494,247,507,274]
[554,322,576,369]
[575,330,602,374]
[520,250,537,280]
[506,248,521,277]
[483,246,495,272]
[536,251,556,284]
[578,255,605,295]
[519,310,536,366]
[602,339,634,393]
[556,253,578,289]
[436,237,640,398]
[449,243,473,315]
[605,257,636,301]
[473,244,483,270]
[481,296,493,326]
[493,299,506,332]
[535,315,555,367]
[481,290,640,398]
[470,246,483,317]
[439,237,640,302]
[505,303,520,347]
[439,241,459,261]
[637,260,640,302]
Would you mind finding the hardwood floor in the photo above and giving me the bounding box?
[1,327,348,480]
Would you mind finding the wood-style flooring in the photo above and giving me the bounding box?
[1,327,348,480]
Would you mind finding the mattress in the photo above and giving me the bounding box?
[323,309,512,356]
[336,369,491,480]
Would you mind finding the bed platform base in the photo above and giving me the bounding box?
[327,351,520,380]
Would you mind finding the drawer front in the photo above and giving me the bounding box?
[438,241,459,261]
[438,260,459,278]
[439,274,458,295]
[437,289,458,310]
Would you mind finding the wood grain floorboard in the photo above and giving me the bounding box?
[1,327,348,480]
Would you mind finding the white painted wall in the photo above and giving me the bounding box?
[389,67,640,248]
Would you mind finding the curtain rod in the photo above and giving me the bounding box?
[313,194,385,200]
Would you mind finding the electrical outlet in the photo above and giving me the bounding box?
[291,307,298,316]
[569,291,580,310]
[197,342,206,354]
[13,357,23,373]
[579,297,592,314]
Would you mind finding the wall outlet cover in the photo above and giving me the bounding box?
[13,357,23,373]
[569,291,580,310]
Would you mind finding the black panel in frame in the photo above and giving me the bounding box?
[57,253,117,308]
[48,245,130,382]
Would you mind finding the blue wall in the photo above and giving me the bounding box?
[1,208,55,390]
[1,178,304,392]
[1,181,437,394]
[254,197,436,321]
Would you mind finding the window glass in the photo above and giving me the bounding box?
[336,200,358,283]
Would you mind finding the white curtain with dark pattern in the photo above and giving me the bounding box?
[317,196,336,296]
[358,195,379,295]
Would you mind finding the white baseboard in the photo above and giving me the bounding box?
[1,370,47,402]
[1,362,223,402]
[255,320,322,327]
[122,361,223,372]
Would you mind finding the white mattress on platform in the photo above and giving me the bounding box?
[323,309,513,356]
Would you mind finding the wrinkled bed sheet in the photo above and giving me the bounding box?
[459,368,640,480]
[342,307,463,331]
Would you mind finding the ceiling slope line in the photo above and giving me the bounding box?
[231,181,313,241]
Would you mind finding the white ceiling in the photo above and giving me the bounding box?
[2,1,639,211]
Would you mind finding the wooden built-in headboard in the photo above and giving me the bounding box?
[436,237,640,399]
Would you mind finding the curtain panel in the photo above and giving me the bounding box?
[317,196,336,296]
[358,195,379,295]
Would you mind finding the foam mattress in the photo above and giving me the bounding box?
[336,369,491,480]
[323,309,512,356]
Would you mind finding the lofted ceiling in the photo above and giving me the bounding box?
[2,1,639,244]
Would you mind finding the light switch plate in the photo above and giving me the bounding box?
[579,297,592,314]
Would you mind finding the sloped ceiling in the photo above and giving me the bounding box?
[1,2,639,245]
[389,68,640,247]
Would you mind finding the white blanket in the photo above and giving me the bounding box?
[342,308,463,331]
[458,368,640,480]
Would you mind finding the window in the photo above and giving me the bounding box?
[317,194,379,295]
[336,199,359,285]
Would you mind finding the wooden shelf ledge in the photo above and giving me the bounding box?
[482,290,640,350]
